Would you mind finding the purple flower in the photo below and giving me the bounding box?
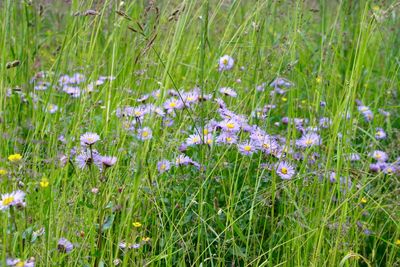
[375,128,386,140]
[216,132,238,144]
[319,117,332,128]
[219,119,241,133]
[275,161,296,180]
[296,132,321,148]
[75,150,102,169]
[157,160,171,173]
[362,110,374,122]
[369,163,381,172]
[164,98,183,113]
[219,87,237,97]
[238,141,257,156]
[58,238,73,253]
[347,153,361,162]
[186,134,202,146]
[218,55,234,71]
[80,132,100,146]
[258,138,279,155]
[382,164,397,175]
[371,150,388,162]
[6,258,35,267]
[63,86,81,98]
[101,156,117,168]
[182,92,199,106]
[46,104,58,114]
[137,127,153,141]
[175,155,192,166]
[0,190,26,211]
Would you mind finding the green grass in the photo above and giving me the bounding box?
[0,0,399,266]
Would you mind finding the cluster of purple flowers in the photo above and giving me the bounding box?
[75,132,117,170]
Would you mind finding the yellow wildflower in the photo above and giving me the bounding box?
[132,222,142,228]
[8,153,22,162]
[40,177,49,188]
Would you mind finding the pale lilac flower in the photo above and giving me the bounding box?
[129,243,141,249]
[63,86,81,98]
[382,164,397,175]
[357,105,370,113]
[80,132,100,146]
[133,107,147,120]
[137,127,153,141]
[59,75,73,85]
[157,160,171,173]
[152,89,161,99]
[58,238,73,253]
[371,150,388,162]
[182,92,199,106]
[347,153,361,162]
[203,134,214,146]
[216,132,238,144]
[238,141,257,156]
[46,104,58,114]
[137,94,149,103]
[362,110,374,122]
[101,156,117,168]
[186,134,202,146]
[219,119,240,133]
[0,190,26,211]
[275,161,296,180]
[163,117,174,127]
[319,117,332,128]
[75,150,102,169]
[369,163,381,172]
[258,138,279,155]
[296,132,321,148]
[6,258,35,267]
[218,55,234,71]
[164,98,183,113]
[375,128,386,140]
[378,108,390,117]
[34,81,49,91]
[219,87,237,97]
[256,82,266,92]
[72,73,86,84]
[175,155,192,166]
[153,107,166,117]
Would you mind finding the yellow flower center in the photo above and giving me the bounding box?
[305,139,313,145]
[263,143,270,149]
[244,145,251,152]
[0,169,7,176]
[203,129,208,135]
[134,111,142,116]
[226,123,235,129]
[160,164,166,170]
[376,154,381,159]
[142,131,149,137]
[2,196,14,206]
[281,167,288,174]
[207,139,212,144]
[222,58,228,65]
[169,102,177,108]
[226,137,232,142]
[16,262,25,267]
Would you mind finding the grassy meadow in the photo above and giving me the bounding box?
[0,0,399,266]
